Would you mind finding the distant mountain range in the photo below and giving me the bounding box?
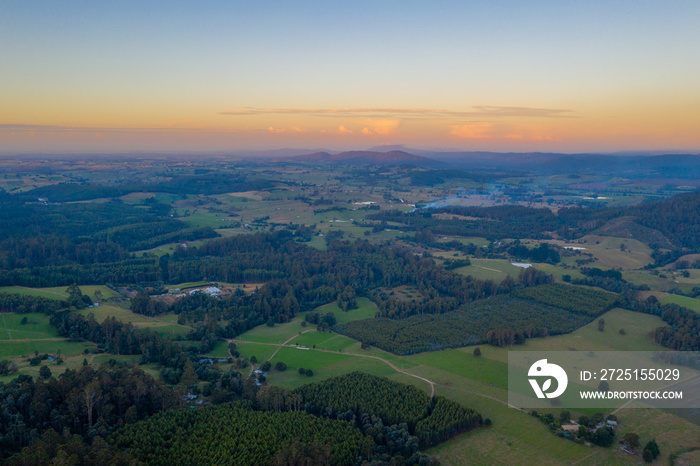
[284,150,444,167]
[275,148,700,178]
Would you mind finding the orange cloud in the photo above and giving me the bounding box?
[338,125,353,134]
[360,119,399,136]
[450,122,493,139]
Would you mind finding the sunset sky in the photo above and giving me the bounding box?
[2,1,699,154]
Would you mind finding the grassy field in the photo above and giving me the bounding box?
[0,312,56,340]
[43,285,120,299]
[427,388,591,465]
[660,294,700,313]
[623,271,698,294]
[77,305,191,337]
[417,307,688,465]
[454,258,523,282]
[570,235,653,269]
[313,297,379,323]
[530,263,586,281]
[0,312,96,381]
[236,316,307,344]
[0,313,92,358]
[233,341,278,363]
[236,298,378,345]
[472,308,667,366]
[305,235,328,250]
[287,331,356,351]
[206,340,231,358]
[407,348,509,390]
[0,285,120,301]
[0,286,67,300]
[267,347,395,390]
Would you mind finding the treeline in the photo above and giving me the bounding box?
[0,292,65,314]
[19,174,275,201]
[508,242,560,264]
[0,364,178,460]
[0,257,161,287]
[629,298,700,351]
[367,205,560,240]
[337,284,618,355]
[581,267,622,280]
[94,222,217,251]
[0,235,129,269]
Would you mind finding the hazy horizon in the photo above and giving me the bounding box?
[2,1,699,154]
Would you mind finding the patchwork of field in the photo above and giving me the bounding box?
[228,300,700,464]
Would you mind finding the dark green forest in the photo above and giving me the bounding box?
[336,284,620,354]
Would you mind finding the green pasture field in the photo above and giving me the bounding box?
[236,316,307,344]
[660,294,700,313]
[576,235,653,269]
[205,340,231,358]
[165,281,211,290]
[0,286,67,300]
[267,349,395,390]
[313,297,379,323]
[77,305,191,337]
[0,313,91,358]
[236,298,378,345]
[342,343,419,371]
[0,337,95,358]
[670,268,700,285]
[454,258,523,282]
[530,263,585,281]
[0,285,120,301]
[270,345,350,370]
[483,308,666,364]
[407,349,509,390]
[623,271,697,294]
[438,236,490,247]
[427,388,590,465]
[286,331,353,350]
[232,341,278,363]
[305,235,328,250]
[0,312,56,341]
[179,210,231,229]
